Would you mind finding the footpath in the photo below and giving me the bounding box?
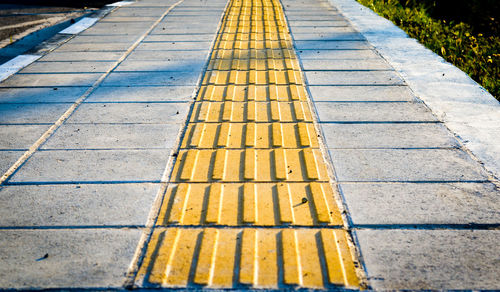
[0,0,499,290]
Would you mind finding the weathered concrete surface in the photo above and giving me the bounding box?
[320,123,459,149]
[0,184,160,226]
[42,124,182,149]
[342,183,500,225]
[0,229,142,289]
[330,149,489,182]
[355,230,500,290]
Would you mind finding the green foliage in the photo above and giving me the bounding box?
[357,0,499,100]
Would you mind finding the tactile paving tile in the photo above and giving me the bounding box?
[135,0,361,288]
[137,228,359,289]
[171,149,328,182]
[157,183,343,226]
[182,122,319,148]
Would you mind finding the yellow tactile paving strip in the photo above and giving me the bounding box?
[135,0,361,288]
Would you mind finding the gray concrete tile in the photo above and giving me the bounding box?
[292,32,364,41]
[305,71,404,85]
[86,86,194,102]
[0,104,69,124]
[56,42,132,52]
[0,73,101,87]
[9,149,170,183]
[0,87,87,103]
[135,41,212,51]
[39,51,123,61]
[43,124,182,149]
[109,7,167,17]
[315,102,437,122]
[144,34,215,42]
[115,59,205,72]
[330,149,489,182]
[151,25,219,35]
[64,35,138,43]
[67,103,189,124]
[295,40,371,50]
[0,184,160,226]
[355,229,500,289]
[101,71,199,86]
[298,49,379,59]
[100,16,158,22]
[126,50,208,61]
[321,123,458,148]
[288,20,349,27]
[0,229,141,288]
[20,62,114,73]
[290,26,358,34]
[302,59,392,70]
[0,125,48,149]
[307,85,415,102]
[342,182,500,225]
[286,15,345,21]
[0,151,21,174]
[81,26,149,36]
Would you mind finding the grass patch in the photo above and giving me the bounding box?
[356,0,499,100]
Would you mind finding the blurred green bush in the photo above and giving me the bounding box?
[357,0,499,100]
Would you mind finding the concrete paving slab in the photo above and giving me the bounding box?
[291,32,364,41]
[286,15,346,21]
[0,73,101,87]
[0,184,160,226]
[315,102,437,122]
[9,149,170,183]
[0,151,22,174]
[288,20,349,27]
[20,61,114,73]
[0,103,70,124]
[295,40,371,50]
[144,34,215,42]
[100,16,158,22]
[115,59,206,72]
[290,26,358,34]
[0,229,141,289]
[109,7,168,17]
[86,86,194,102]
[0,125,49,149]
[298,49,380,59]
[67,103,189,124]
[56,42,132,52]
[305,71,404,85]
[63,35,139,44]
[355,229,500,289]
[43,124,183,149]
[101,71,200,86]
[135,41,213,51]
[321,123,459,148]
[330,149,489,182]
[81,27,149,36]
[0,87,88,103]
[39,51,124,62]
[151,26,220,35]
[308,85,415,101]
[342,182,500,225]
[125,50,209,61]
[301,59,392,70]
